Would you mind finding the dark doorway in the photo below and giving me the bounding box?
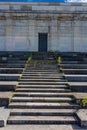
[38,33,47,52]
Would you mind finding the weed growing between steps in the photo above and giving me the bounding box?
[80,98,87,108]
[75,98,87,108]
[57,56,62,65]
[27,56,32,67]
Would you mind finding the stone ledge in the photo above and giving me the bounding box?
[73,93,87,100]
[76,109,87,128]
[68,82,87,92]
[0,107,10,127]
[0,92,13,106]
[0,81,18,91]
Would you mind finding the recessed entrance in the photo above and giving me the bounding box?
[38,33,48,52]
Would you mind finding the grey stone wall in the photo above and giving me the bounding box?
[0,3,87,52]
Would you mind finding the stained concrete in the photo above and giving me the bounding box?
[0,107,10,127]
[65,75,87,82]
[0,81,18,91]
[0,92,12,106]
[68,82,87,92]
[76,109,87,128]
[0,3,87,52]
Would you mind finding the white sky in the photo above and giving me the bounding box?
[66,0,87,2]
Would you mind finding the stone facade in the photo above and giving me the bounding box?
[0,2,87,52]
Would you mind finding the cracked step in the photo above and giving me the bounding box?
[15,88,70,92]
[21,75,63,78]
[7,115,78,125]
[11,97,72,103]
[10,108,76,116]
[9,102,78,109]
[18,82,68,85]
[13,92,72,97]
[19,79,66,82]
[17,84,69,89]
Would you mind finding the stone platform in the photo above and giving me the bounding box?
[0,82,18,91]
[65,75,87,82]
[0,92,13,106]
[0,74,21,81]
[69,82,87,92]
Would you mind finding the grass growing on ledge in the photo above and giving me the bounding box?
[27,56,32,66]
[57,56,62,65]
[27,56,32,63]
[34,60,37,68]
[80,98,87,108]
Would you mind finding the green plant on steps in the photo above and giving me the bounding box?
[27,56,32,63]
[57,56,62,65]
[34,60,37,68]
[80,98,87,108]
[27,56,32,66]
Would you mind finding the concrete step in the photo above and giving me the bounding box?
[19,79,66,82]
[7,115,78,125]
[0,74,21,81]
[13,92,72,97]
[9,102,78,109]
[21,76,63,79]
[18,82,67,85]
[0,64,25,68]
[60,64,87,69]
[21,73,62,75]
[25,70,58,72]
[69,82,87,92]
[22,72,61,74]
[0,81,18,91]
[65,74,87,82]
[11,97,72,103]
[0,68,23,74]
[16,88,70,92]
[22,74,62,77]
[10,108,76,116]
[17,84,68,89]
[0,107,10,127]
[62,69,87,74]
[0,92,12,106]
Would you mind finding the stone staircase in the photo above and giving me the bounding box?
[7,56,79,125]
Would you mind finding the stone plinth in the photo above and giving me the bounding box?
[76,109,87,128]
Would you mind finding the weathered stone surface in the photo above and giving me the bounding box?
[60,64,87,69]
[0,92,13,106]
[7,115,77,124]
[0,107,10,127]
[73,93,87,100]
[62,69,87,74]
[76,109,87,128]
[68,82,87,92]
[0,74,21,81]
[0,81,18,91]
[7,58,78,126]
[0,3,87,52]
[10,108,75,116]
[0,125,74,130]
[0,68,23,74]
[65,75,87,82]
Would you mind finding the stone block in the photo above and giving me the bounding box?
[0,81,18,91]
[0,92,13,106]
[0,107,10,127]
[65,75,87,82]
[69,82,87,92]
[76,109,87,128]
[0,74,21,81]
